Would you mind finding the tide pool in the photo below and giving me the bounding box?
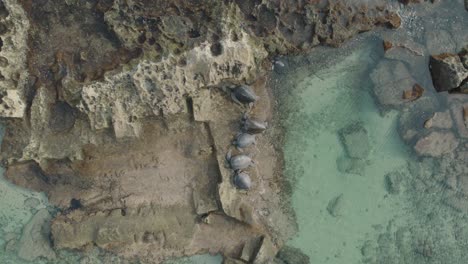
[276,37,416,263]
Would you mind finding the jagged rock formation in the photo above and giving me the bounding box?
[430,52,468,93]
[0,0,404,263]
[0,0,28,118]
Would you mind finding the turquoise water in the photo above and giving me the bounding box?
[275,1,468,262]
[276,38,415,263]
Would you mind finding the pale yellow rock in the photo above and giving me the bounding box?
[253,236,277,264]
[79,31,267,138]
[0,0,30,118]
[0,89,25,117]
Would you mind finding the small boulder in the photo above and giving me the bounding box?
[429,53,468,92]
[414,131,459,157]
[402,84,424,102]
[383,40,393,52]
[339,122,370,159]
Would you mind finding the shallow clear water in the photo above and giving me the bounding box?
[275,1,468,263]
[279,39,410,263]
[277,37,416,263]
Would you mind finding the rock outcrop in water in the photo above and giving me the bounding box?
[0,0,405,262]
[430,52,468,93]
[17,209,56,261]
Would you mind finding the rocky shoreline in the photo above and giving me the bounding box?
[0,0,459,263]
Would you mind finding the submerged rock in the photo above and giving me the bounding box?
[24,197,40,211]
[336,156,366,175]
[464,106,468,128]
[371,60,417,111]
[327,194,345,217]
[398,99,440,143]
[276,246,310,264]
[224,257,244,264]
[414,131,459,157]
[339,122,370,159]
[17,209,56,261]
[385,171,404,194]
[399,0,423,4]
[402,83,424,102]
[451,102,468,138]
[423,111,453,129]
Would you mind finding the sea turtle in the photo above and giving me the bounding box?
[231,85,259,105]
[233,171,252,190]
[226,149,255,171]
[233,133,256,150]
[241,113,268,134]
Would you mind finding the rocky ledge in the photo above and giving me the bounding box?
[0,0,403,263]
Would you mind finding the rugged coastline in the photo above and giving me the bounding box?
[1,0,467,263]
